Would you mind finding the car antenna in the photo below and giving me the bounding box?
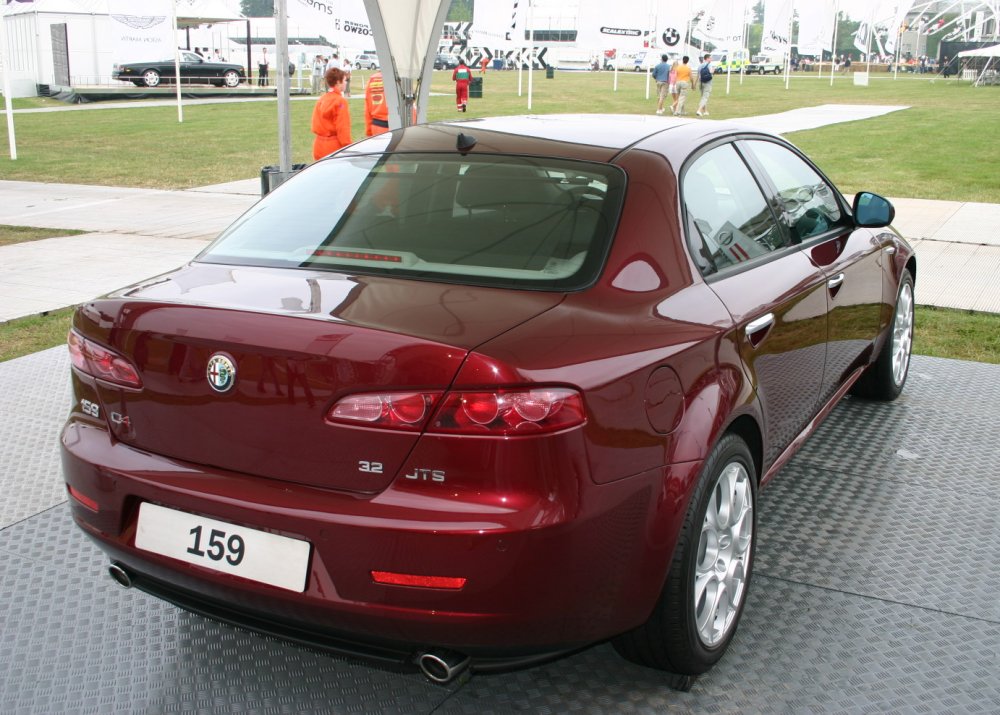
[456,133,477,154]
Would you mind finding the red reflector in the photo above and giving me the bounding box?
[313,249,403,262]
[371,571,466,590]
[67,485,99,512]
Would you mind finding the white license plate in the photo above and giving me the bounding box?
[135,502,311,592]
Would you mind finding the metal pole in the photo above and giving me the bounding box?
[785,0,794,89]
[275,0,291,175]
[172,2,183,123]
[246,20,252,86]
[1,12,17,160]
[830,0,839,86]
[527,1,534,109]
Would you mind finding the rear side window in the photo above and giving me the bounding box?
[199,154,626,291]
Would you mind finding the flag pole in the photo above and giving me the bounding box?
[172,1,183,122]
[784,0,794,89]
[1,10,17,160]
[830,0,839,86]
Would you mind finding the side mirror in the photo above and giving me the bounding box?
[853,192,895,228]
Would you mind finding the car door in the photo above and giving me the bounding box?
[682,142,829,467]
[740,139,885,404]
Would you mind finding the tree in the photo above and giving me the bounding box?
[447,0,472,22]
[241,0,273,17]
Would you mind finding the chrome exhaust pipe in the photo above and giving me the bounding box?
[108,563,133,588]
[416,649,471,684]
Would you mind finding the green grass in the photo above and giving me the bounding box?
[3,72,1000,199]
[0,308,75,363]
[914,307,1000,364]
[0,225,86,246]
[3,304,997,365]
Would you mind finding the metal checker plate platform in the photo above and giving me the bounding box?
[2,347,999,714]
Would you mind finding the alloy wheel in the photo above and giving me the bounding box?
[891,281,914,386]
[694,461,754,647]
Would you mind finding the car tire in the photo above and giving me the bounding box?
[612,432,757,677]
[142,70,160,87]
[223,70,241,88]
[851,269,914,401]
[356,62,362,70]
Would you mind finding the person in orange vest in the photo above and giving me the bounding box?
[311,67,352,160]
[480,56,489,74]
[364,70,389,136]
[452,60,472,112]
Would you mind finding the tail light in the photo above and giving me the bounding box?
[328,387,584,435]
[328,391,442,431]
[68,330,142,388]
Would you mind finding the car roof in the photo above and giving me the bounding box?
[339,114,780,165]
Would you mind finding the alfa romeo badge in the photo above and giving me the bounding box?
[206,354,237,393]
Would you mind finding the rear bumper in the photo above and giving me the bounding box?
[62,420,701,657]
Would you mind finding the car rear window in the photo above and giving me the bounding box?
[197,153,626,291]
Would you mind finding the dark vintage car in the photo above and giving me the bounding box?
[433,52,461,70]
[62,114,915,687]
[112,50,245,88]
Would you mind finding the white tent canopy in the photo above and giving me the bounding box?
[957,43,1000,58]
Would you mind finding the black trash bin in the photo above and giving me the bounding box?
[468,76,483,98]
[260,163,306,196]
[545,65,554,79]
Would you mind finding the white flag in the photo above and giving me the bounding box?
[761,0,792,56]
[692,0,743,48]
[653,0,690,53]
[797,0,835,56]
[286,0,372,48]
[576,0,653,53]
[109,0,175,64]
[883,1,915,55]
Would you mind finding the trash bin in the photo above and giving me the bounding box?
[468,76,483,98]
[545,65,555,79]
[493,58,503,70]
[260,163,307,196]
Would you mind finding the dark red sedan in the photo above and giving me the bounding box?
[62,115,915,685]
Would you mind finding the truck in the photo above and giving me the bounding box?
[746,54,784,75]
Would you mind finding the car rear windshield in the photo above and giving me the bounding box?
[197,153,626,291]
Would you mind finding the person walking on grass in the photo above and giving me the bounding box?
[312,68,352,160]
[673,56,692,116]
[652,54,671,115]
[696,53,713,117]
[453,59,472,112]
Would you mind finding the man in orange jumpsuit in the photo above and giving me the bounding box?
[364,71,389,136]
[311,68,352,160]
[452,60,472,112]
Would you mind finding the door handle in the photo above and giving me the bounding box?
[827,273,845,289]
[745,313,775,348]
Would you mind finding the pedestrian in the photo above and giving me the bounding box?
[652,54,671,115]
[696,53,713,117]
[669,59,680,114]
[312,55,325,94]
[326,53,339,74]
[258,47,269,86]
[214,49,224,62]
[452,59,472,112]
[673,55,692,116]
[312,67,352,160]
[480,56,489,74]
[342,56,353,97]
[364,70,389,136]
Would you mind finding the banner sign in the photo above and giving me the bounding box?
[108,0,175,63]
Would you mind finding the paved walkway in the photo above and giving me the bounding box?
[1,104,998,321]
